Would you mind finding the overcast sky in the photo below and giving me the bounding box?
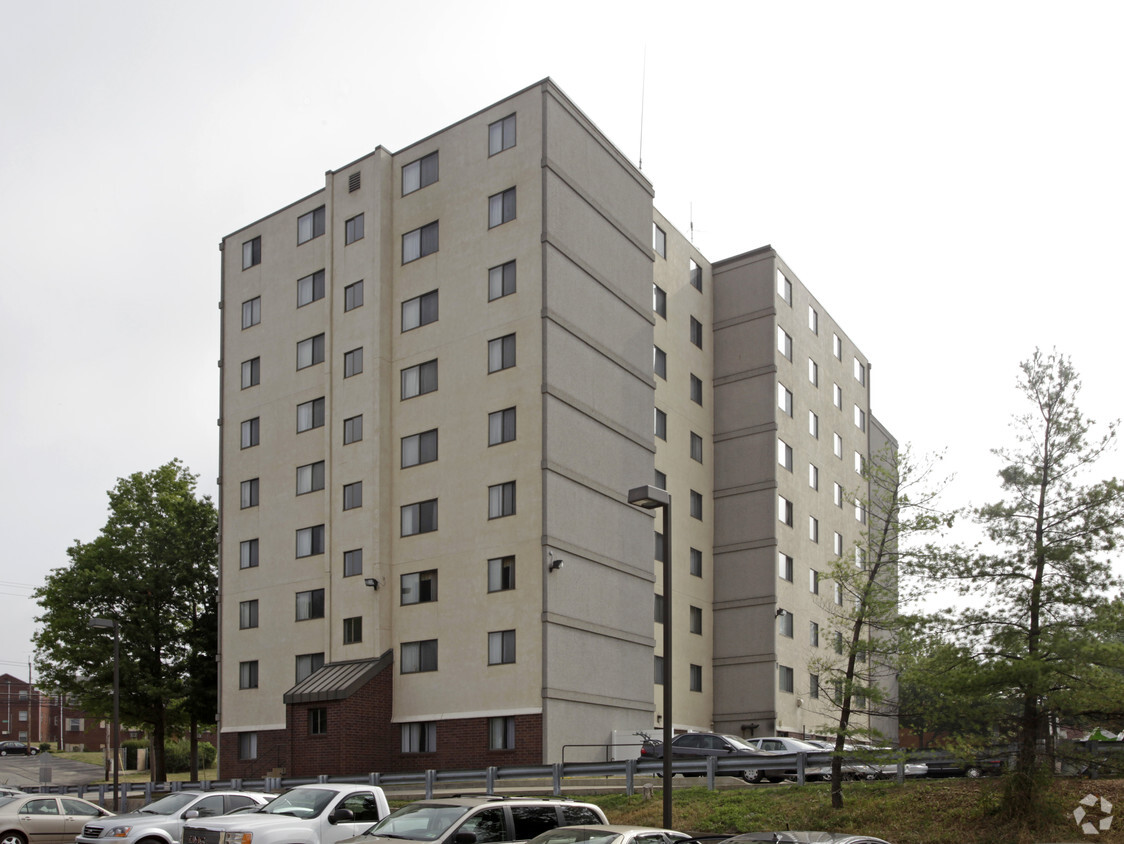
[2,0,1122,674]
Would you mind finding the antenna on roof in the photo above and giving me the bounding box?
[638,47,647,171]
[690,203,694,244]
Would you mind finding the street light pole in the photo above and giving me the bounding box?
[88,618,120,812]
[628,484,672,829]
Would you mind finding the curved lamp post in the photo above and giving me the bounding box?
[88,618,120,811]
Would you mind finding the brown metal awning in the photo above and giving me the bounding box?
[282,650,392,704]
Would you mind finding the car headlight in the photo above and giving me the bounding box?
[224,832,253,844]
[105,827,133,838]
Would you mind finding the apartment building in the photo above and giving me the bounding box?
[217,78,894,777]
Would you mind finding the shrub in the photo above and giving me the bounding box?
[164,738,217,773]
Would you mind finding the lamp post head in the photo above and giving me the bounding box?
[88,618,117,631]
[628,485,670,509]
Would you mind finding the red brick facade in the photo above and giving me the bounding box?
[219,662,542,778]
[0,673,133,752]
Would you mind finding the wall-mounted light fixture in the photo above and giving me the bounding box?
[548,551,563,572]
[364,578,380,590]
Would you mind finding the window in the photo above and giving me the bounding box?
[343,481,363,510]
[808,305,818,334]
[239,539,259,569]
[655,468,667,489]
[855,451,864,474]
[810,569,820,595]
[810,620,820,647]
[777,326,792,360]
[655,531,665,562]
[810,673,820,699]
[402,721,436,753]
[856,500,867,524]
[833,333,842,360]
[779,610,793,637]
[242,297,260,329]
[809,516,819,543]
[241,357,260,389]
[489,408,516,445]
[309,708,327,735]
[343,616,362,645]
[239,600,258,629]
[240,478,258,509]
[488,114,516,155]
[834,532,843,555]
[834,432,843,458]
[401,639,438,673]
[654,594,664,623]
[401,499,438,536]
[654,346,667,379]
[690,490,702,520]
[489,260,516,300]
[344,548,363,577]
[834,482,843,507]
[653,284,666,317]
[689,258,702,291]
[654,408,667,440]
[401,570,438,605]
[854,358,866,385]
[690,547,703,577]
[402,221,439,263]
[488,187,516,228]
[652,223,666,258]
[488,481,516,519]
[835,631,844,653]
[809,410,819,438]
[690,432,703,463]
[239,661,258,689]
[690,374,703,405]
[297,397,325,432]
[834,583,844,606]
[778,383,793,416]
[297,333,325,369]
[239,732,257,760]
[344,415,363,445]
[296,461,325,495]
[778,438,792,471]
[296,589,325,621]
[402,429,438,467]
[808,358,818,386]
[17,711,27,723]
[809,463,819,490]
[295,652,324,682]
[489,716,516,750]
[297,206,325,244]
[689,605,702,635]
[344,347,363,377]
[779,552,793,582]
[779,495,793,526]
[777,270,791,304]
[345,213,364,244]
[295,524,325,558]
[690,316,703,349]
[401,360,438,399]
[855,405,866,431]
[654,656,664,685]
[241,417,259,449]
[242,236,261,270]
[779,665,794,693]
[402,151,438,195]
[297,270,326,307]
[402,290,439,331]
[488,334,516,372]
[834,383,843,409]
[488,556,515,592]
[488,630,516,664]
[689,664,702,692]
[345,280,364,311]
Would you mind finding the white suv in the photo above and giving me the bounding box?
[78,790,272,844]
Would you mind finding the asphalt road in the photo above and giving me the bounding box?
[0,752,104,787]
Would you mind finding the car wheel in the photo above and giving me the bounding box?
[1,832,29,844]
[0,751,7,756]
[741,769,764,783]
[965,766,983,778]
[28,750,37,756]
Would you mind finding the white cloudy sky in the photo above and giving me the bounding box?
[2,0,1122,673]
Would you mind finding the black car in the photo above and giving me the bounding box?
[639,731,780,783]
[0,741,38,756]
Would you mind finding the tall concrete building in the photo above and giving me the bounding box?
[217,79,894,777]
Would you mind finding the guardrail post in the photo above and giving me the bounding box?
[425,769,436,798]
[485,767,497,795]
[144,782,153,803]
[368,772,381,787]
[706,755,716,790]
[896,761,905,784]
[552,762,563,796]
[624,758,635,796]
[796,752,805,785]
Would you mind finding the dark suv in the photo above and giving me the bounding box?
[339,796,608,844]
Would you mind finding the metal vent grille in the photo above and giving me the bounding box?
[348,171,360,192]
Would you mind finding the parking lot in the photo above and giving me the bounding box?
[0,752,104,788]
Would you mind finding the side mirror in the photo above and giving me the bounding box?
[183,810,200,819]
[330,808,355,825]
[454,834,478,844]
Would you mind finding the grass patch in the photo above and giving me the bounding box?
[44,751,216,783]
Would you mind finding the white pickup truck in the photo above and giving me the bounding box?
[181,783,389,844]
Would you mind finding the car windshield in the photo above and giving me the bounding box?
[532,831,619,844]
[141,793,200,815]
[720,735,757,752]
[362,803,469,840]
[257,788,336,818]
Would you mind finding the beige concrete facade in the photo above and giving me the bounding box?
[217,79,895,776]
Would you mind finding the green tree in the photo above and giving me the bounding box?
[33,460,218,783]
[813,444,953,808]
[932,350,1124,815]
